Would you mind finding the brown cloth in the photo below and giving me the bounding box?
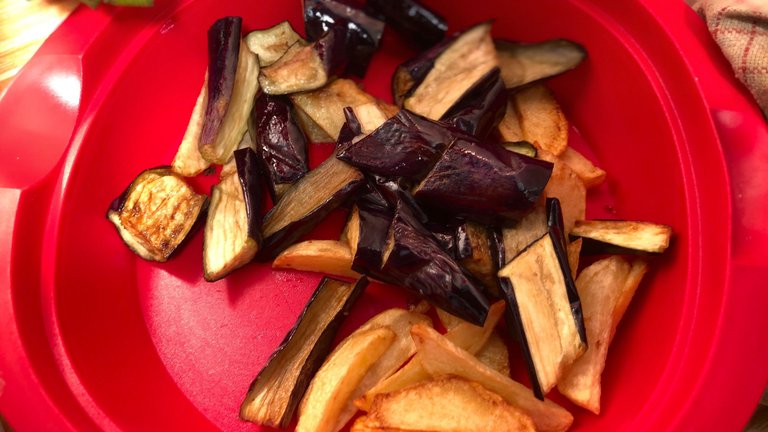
[692,0,768,117]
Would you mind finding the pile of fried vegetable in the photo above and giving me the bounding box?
[106,0,673,430]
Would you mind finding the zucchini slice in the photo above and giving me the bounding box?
[107,167,207,262]
[240,277,368,428]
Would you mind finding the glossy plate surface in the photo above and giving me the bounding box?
[1,0,767,431]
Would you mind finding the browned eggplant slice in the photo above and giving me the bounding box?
[251,93,309,202]
[381,201,490,326]
[240,276,368,428]
[570,220,673,255]
[259,30,345,95]
[200,31,261,164]
[497,200,587,398]
[365,0,447,49]
[203,148,262,281]
[391,36,453,107]
[336,109,454,180]
[107,167,207,262]
[351,102,390,134]
[220,130,257,178]
[294,105,335,143]
[349,201,397,284]
[502,203,547,262]
[455,221,498,293]
[304,0,385,77]
[246,21,305,67]
[171,73,212,176]
[290,79,376,140]
[261,157,365,258]
[440,67,506,138]
[404,22,498,120]
[413,136,553,223]
[495,39,586,89]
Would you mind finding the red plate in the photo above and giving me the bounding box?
[1,0,767,430]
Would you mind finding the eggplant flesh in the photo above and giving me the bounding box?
[336,109,454,180]
[303,0,385,77]
[413,136,553,223]
[455,221,498,293]
[240,277,367,428]
[201,41,261,164]
[171,73,211,177]
[391,36,453,107]
[246,21,305,67]
[252,93,309,202]
[199,17,242,159]
[498,227,586,398]
[404,22,498,120]
[570,220,673,255]
[440,67,506,139]
[107,167,207,262]
[502,203,547,262]
[261,157,365,258]
[204,148,262,281]
[290,79,375,141]
[381,201,490,326]
[495,39,586,89]
[365,0,447,49]
[259,30,345,95]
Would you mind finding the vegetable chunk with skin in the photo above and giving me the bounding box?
[240,277,367,428]
[107,167,207,262]
[411,324,574,432]
[352,376,535,432]
[558,257,649,414]
[273,240,360,279]
[290,79,376,140]
[171,73,211,176]
[245,21,304,67]
[495,39,586,89]
[203,148,262,281]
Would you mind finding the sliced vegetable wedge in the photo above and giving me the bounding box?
[171,73,211,176]
[240,277,367,428]
[495,39,586,89]
[571,220,673,254]
[245,21,305,67]
[272,240,359,279]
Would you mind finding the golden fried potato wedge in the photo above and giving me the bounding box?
[559,146,606,188]
[353,376,535,432]
[497,97,525,142]
[273,240,359,279]
[543,158,586,235]
[513,83,568,156]
[571,220,673,254]
[411,324,573,432]
[296,327,395,432]
[358,301,505,411]
[475,332,510,376]
[557,257,648,414]
[335,309,433,430]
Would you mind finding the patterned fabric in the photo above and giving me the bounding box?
[692,0,768,117]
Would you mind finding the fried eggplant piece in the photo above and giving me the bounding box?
[240,277,367,427]
[570,220,673,254]
[495,39,586,89]
[107,167,207,262]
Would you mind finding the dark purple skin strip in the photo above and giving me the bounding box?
[200,17,242,148]
[350,201,396,283]
[336,110,454,180]
[381,200,490,326]
[314,26,349,78]
[440,67,507,139]
[252,94,309,201]
[304,0,384,77]
[365,0,447,48]
[234,148,263,241]
[413,136,553,223]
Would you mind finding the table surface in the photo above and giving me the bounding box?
[0,0,765,430]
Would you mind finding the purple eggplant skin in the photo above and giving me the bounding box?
[490,227,543,400]
[336,106,364,149]
[413,136,553,223]
[382,201,490,326]
[251,94,309,202]
[314,27,349,79]
[365,0,447,49]
[234,148,264,241]
[425,221,459,258]
[200,17,242,150]
[336,109,454,180]
[440,67,506,139]
[304,0,385,77]
[454,222,473,261]
[350,201,397,284]
[242,276,368,427]
[367,174,429,222]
